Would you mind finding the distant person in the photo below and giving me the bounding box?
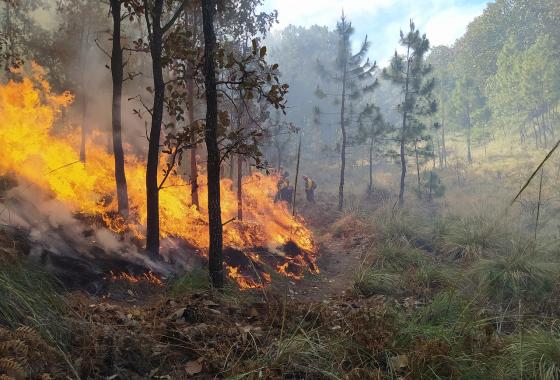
[275,171,290,203]
[303,175,317,203]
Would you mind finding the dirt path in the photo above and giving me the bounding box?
[284,204,374,301]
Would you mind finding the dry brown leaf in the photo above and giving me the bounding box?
[185,358,203,377]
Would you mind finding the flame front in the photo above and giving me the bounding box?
[0,65,318,288]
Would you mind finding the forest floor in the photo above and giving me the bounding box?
[3,192,560,379]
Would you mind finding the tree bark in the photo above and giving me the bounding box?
[202,0,224,288]
[465,88,472,164]
[338,61,347,212]
[187,72,199,210]
[79,21,88,163]
[414,139,421,199]
[398,46,411,206]
[237,154,243,221]
[368,134,373,199]
[145,0,165,257]
[110,0,130,218]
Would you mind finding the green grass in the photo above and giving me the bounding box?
[354,269,401,297]
[0,260,69,344]
[442,213,510,259]
[469,251,556,305]
[372,242,429,272]
[506,328,560,380]
[170,269,211,295]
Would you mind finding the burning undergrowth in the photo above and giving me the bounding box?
[0,64,319,289]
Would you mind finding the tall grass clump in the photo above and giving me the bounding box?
[0,260,68,343]
[469,250,556,307]
[505,328,560,380]
[443,212,510,259]
[354,269,401,297]
[395,292,497,379]
[373,242,428,272]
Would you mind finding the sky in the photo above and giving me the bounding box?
[260,0,490,64]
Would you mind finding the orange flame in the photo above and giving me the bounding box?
[0,65,318,288]
[107,270,163,286]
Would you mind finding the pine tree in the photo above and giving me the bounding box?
[383,20,436,205]
[316,12,377,211]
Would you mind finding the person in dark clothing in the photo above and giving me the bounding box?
[303,175,316,203]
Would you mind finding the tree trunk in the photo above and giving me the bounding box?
[79,22,88,163]
[466,95,472,164]
[414,140,421,199]
[441,121,447,168]
[145,0,165,257]
[338,62,347,211]
[110,0,130,218]
[237,154,243,221]
[368,134,373,199]
[187,76,199,210]
[276,144,282,170]
[202,0,224,288]
[398,46,411,206]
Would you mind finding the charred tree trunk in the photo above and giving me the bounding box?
[202,0,223,288]
[145,0,166,257]
[110,0,130,218]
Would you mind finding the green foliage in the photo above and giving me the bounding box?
[506,328,560,380]
[418,170,446,200]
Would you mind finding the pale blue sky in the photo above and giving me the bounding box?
[260,0,490,63]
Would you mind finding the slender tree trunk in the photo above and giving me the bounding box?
[440,100,447,168]
[398,47,411,206]
[110,0,129,218]
[229,156,234,179]
[368,134,374,199]
[79,23,88,163]
[145,0,165,257]
[202,0,224,288]
[466,95,472,164]
[441,121,447,168]
[414,140,421,199]
[187,74,199,210]
[276,144,282,170]
[338,63,347,212]
[237,155,243,221]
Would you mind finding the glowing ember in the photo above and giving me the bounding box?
[0,65,318,288]
[107,271,163,286]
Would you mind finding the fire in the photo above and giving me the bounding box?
[225,265,272,289]
[107,270,164,286]
[0,65,318,288]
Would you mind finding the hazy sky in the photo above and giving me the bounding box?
[260,0,489,63]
